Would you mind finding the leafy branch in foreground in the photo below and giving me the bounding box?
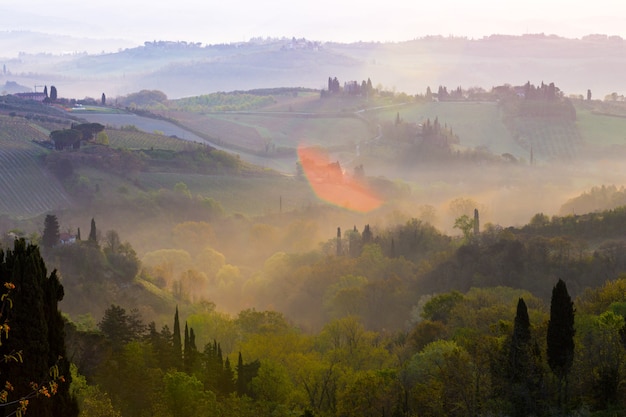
[0,240,78,417]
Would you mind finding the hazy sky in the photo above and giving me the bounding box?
[2,0,626,45]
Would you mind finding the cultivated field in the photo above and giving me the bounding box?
[106,129,206,151]
[0,116,73,217]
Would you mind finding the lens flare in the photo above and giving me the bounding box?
[297,145,383,212]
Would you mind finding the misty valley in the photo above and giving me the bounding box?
[1,35,626,417]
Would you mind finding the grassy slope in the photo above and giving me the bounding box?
[373,101,525,156]
[6,96,626,224]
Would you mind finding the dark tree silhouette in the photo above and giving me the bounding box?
[0,239,78,417]
[547,279,575,409]
[50,85,57,101]
[101,92,106,105]
[508,298,533,417]
[173,306,182,368]
[42,214,60,248]
[88,218,97,244]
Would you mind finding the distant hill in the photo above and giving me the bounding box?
[1,34,626,100]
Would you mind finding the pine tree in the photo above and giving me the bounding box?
[42,214,60,248]
[101,92,106,105]
[50,85,57,101]
[43,85,48,98]
[547,279,575,410]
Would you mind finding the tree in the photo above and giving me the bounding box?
[101,93,106,105]
[42,214,60,249]
[547,279,575,410]
[43,85,48,98]
[508,298,543,417]
[587,89,592,101]
[50,129,81,150]
[97,305,145,351]
[173,306,182,368]
[49,86,57,101]
[453,215,475,242]
[88,218,97,244]
[0,239,78,417]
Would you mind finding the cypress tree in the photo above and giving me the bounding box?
[173,306,182,369]
[183,322,190,372]
[508,298,533,417]
[88,218,97,244]
[336,227,342,256]
[236,352,245,395]
[547,279,575,410]
[0,239,78,417]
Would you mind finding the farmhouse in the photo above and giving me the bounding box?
[59,233,77,245]
[14,92,47,102]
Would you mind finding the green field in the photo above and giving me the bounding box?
[0,116,73,217]
[576,109,626,147]
[107,129,204,151]
[371,101,526,157]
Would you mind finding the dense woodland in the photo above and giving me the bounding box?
[3,205,626,417]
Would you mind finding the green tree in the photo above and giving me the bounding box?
[173,306,182,368]
[547,279,575,410]
[42,214,60,249]
[97,305,145,351]
[454,214,475,242]
[0,239,78,417]
[508,298,543,417]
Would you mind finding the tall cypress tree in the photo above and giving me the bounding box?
[183,322,190,372]
[508,298,533,417]
[172,306,182,369]
[0,239,78,417]
[88,218,97,244]
[547,279,575,409]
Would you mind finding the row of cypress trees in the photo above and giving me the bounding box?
[507,279,575,416]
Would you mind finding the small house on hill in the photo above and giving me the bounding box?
[14,92,47,102]
[59,233,76,245]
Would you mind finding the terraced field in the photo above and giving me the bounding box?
[0,117,73,217]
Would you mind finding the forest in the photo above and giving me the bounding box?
[3,204,626,417]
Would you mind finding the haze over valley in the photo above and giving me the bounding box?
[2,10,626,416]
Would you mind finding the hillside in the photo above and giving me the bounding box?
[2,34,626,100]
[0,115,72,217]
